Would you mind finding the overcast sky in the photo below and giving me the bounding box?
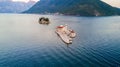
[0,0,120,8]
[101,0,120,8]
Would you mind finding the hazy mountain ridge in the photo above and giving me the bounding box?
[0,1,36,13]
[25,0,120,16]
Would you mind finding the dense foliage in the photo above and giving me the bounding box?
[25,0,120,16]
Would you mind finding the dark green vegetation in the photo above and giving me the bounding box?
[39,17,50,25]
[25,0,120,16]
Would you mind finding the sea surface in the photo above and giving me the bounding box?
[0,14,120,67]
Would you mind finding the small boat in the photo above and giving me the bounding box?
[56,30,72,44]
[69,30,76,38]
[56,25,76,44]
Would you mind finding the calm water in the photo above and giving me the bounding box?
[0,14,120,67]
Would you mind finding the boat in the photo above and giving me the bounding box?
[55,25,76,44]
[56,30,72,44]
[69,30,76,38]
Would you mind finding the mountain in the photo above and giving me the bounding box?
[24,0,120,16]
[0,1,36,13]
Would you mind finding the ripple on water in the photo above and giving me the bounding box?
[0,14,120,67]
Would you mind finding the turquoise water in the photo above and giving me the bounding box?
[0,14,120,67]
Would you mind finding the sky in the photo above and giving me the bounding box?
[101,0,120,8]
[2,0,119,8]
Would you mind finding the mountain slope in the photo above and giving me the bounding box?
[25,0,120,16]
[0,1,36,13]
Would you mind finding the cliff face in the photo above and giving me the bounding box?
[25,0,120,16]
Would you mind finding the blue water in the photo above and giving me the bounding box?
[0,14,120,67]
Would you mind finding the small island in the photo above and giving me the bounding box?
[39,17,50,25]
